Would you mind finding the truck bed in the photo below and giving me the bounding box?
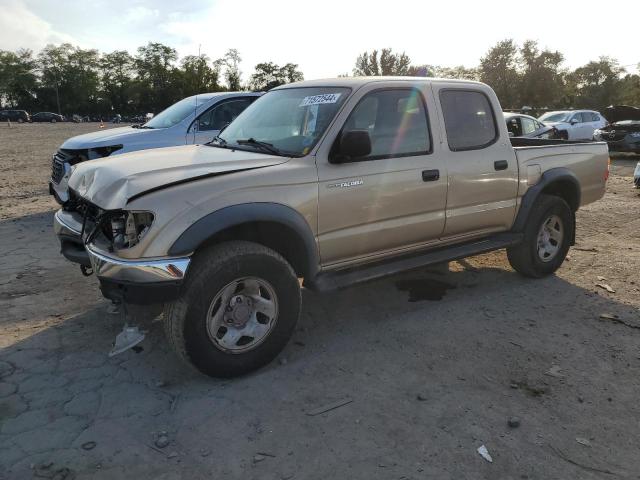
[512,139,610,207]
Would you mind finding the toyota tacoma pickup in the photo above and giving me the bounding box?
[54,77,610,377]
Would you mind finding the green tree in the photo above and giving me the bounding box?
[178,54,222,96]
[135,42,180,111]
[478,39,521,108]
[101,50,136,114]
[567,57,625,110]
[0,49,37,109]
[619,68,640,106]
[222,49,242,90]
[249,62,303,90]
[519,40,565,108]
[353,48,411,76]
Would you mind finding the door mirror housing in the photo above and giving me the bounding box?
[570,118,579,125]
[331,130,372,163]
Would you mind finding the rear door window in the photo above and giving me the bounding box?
[440,90,497,151]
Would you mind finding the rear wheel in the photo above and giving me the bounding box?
[164,241,301,378]
[507,194,573,278]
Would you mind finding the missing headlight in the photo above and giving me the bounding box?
[110,211,154,249]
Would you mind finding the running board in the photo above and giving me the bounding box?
[308,233,523,292]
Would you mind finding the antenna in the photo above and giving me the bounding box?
[193,43,201,143]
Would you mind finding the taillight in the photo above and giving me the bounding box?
[604,157,610,182]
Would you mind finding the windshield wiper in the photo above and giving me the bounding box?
[132,124,153,129]
[236,138,284,156]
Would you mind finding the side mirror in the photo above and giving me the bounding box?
[333,130,371,162]
[570,118,579,125]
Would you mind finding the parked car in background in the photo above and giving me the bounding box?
[538,110,606,140]
[504,113,559,139]
[593,105,640,156]
[32,112,65,123]
[0,109,30,123]
[49,91,262,204]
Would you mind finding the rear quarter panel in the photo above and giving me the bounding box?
[514,142,609,207]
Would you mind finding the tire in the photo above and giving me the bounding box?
[17,118,23,124]
[507,194,573,278]
[164,241,301,378]
[51,118,56,123]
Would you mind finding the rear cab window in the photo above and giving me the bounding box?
[439,90,497,151]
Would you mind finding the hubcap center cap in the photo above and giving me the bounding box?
[228,295,252,327]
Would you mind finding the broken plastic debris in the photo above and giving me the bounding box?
[477,445,493,463]
[575,437,592,447]
[109,325,145,357]
[545,365,564,378]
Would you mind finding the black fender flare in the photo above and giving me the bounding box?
[168,203,320,277]
[512,167,580,240]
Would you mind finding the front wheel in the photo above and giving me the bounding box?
[164,241,301,378]
[507,194,573,278]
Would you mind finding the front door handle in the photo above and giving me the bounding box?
[422,169,440,182]
[494,160,508,171]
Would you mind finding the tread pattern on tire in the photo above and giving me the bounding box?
[507,193,573,278]
[163,240,299,375]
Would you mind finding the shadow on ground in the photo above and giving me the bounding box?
[1,210,640,480]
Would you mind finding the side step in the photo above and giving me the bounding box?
[308,233,523,292]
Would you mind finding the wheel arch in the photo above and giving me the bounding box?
[513,168,580,241]
[168,203,319,279]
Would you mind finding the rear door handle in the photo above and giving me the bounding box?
[494,160,508,171]
[422,169,440,182]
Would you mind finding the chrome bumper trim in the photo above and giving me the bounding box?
[54,209,82,237]
[86,245,191,284]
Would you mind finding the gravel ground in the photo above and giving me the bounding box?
[1,123,640,479]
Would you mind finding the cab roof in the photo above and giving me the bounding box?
[275,76,486,89]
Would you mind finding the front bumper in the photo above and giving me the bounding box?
[86,245,191,304]
[53,209,90,266]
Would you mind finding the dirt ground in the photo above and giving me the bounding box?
[1,123,640,480]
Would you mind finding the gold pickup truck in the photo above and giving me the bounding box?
[54,77,610,377]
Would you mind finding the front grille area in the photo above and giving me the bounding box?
[51,152,68,183]
[606,130,631,141]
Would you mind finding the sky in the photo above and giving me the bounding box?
[1,0,638,80]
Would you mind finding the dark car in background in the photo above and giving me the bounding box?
[32,112,65,123]
[594,105,640,154]
[0,110,30,123]
[504,112,559,139]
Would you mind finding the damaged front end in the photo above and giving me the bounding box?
[49,145,123,204]
[594,106,640,154]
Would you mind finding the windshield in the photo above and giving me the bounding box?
[539,112,571,123]
[144,95,206,129]
[218,87,351,156]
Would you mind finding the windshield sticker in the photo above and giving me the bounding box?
[300,93,342,107]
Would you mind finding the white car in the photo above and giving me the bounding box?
[49,92,262,204]
[538,110,607,141]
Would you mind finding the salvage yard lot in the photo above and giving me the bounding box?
[1,123,640,479]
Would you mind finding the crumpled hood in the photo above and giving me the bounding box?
[60,126,163,149]
[68,144,289,210]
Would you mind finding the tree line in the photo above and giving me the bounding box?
[354,40,640,111]
[0,42,303,116]
[1,39,638,117]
